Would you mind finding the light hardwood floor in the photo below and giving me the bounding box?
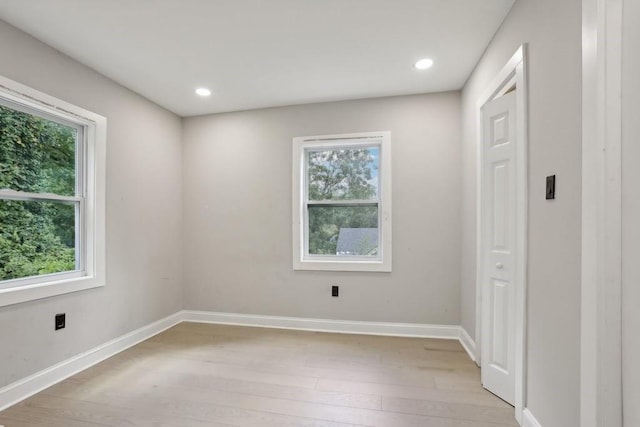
[0,322,517,426]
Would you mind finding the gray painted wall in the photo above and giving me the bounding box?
[182,93,462,325]
[0,5,595,424]
[0,20,184,388]
[622,0,640,423]
[460,0,582,425]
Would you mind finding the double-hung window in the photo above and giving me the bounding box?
[0,75,106,306]
[292,132,391,272]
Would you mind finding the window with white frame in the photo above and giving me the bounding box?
[0,75,106,307]
[292,132,391,272]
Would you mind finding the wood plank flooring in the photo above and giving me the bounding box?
[0,322,517,426]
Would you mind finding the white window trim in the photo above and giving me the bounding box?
[0,75,106,307]
[292,131,392,272]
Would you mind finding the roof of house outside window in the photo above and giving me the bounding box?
[336,228,378,256]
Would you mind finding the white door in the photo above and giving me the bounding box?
[481,91,517,405]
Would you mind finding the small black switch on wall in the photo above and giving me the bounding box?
[331,285,339,297]
[546,175,556,200]
[55,313,65,330]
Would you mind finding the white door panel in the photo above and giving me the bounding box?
[492,161,509,250]
[490,279,510,371]
[481,91,517,405]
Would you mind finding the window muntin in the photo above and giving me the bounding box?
[0,74,105,306]
[293,132,391,272]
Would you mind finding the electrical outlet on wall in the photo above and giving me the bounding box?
[55,313,66,330]
[546,175,556,200]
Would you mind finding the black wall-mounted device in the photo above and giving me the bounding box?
[55,313,66,330]
[331,285,339,297]
[546,175,556,200]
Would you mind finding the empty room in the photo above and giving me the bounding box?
[0,0,637,426]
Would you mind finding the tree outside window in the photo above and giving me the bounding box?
[0,104,79,281]
[293,132,392,272]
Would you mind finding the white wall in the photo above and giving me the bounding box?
[0,20,184,388]
[460,0,582,425]
[182,93,462,325]
[622,0,640,423]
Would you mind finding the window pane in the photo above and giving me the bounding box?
[308,205,378,256]
[0,104,77,196]
[0,199,76,281]
[307,146,379,200]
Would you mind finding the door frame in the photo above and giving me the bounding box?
[475,45,528,424]
[581,0,623,425]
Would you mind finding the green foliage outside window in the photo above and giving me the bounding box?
[0,105,77,281]
[306,147,379,255]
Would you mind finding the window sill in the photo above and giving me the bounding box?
[0,275,104,307]
[293,258,392,272]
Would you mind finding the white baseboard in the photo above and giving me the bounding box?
[182,310,461,339]
[458,327,477,363]
[0,311,183,411]
[522,408,542,427]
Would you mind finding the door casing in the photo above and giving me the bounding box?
[475,45,529,424]
[581,0,623,425]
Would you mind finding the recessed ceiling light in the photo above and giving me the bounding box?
[195,87,211,97]
[414,58,434,70]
